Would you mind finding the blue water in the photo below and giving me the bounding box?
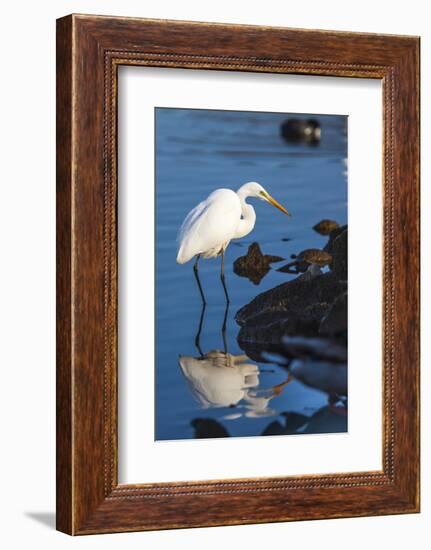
[155,108,347,440]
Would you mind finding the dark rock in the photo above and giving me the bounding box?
[319,291,348,337]
[235,225,348,354]
[236,271,346,347]
[238,314,322,347]
[330,228,348,280]
[313,219,340,235]
[324,224,347,254]
[297,248,333,266]
[233,242,284,285]
[236,271,344,326]
[303,302,331,321]
[279,249,332,274]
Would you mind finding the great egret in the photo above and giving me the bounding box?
[176,182,290,302]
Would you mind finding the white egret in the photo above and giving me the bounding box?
[176,182,290,301]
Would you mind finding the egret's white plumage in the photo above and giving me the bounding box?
[176,182,289,265]
[177,189,242,263]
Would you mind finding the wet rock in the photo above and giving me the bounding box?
[237,313,322,347]
[295,248,333,266]
[278,249,332,274]
[236,271,346,347]
[236,225,348,354]
[277,261,308,274]
[326,227,347,280]
[319,291,347,337]
[233,242,284,285]
[324,224,347,254]
[313,219,340,235]
[281,118,321,145]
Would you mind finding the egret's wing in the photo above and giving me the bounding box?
[177,198,211,244]
[177,189,241,263]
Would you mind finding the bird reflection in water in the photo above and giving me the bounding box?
[179,350,292,420]
[179,298,346,440]
[179,299,292,427]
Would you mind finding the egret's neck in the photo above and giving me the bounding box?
[234,188,257,239]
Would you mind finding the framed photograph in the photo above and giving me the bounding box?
[56,14,420,534]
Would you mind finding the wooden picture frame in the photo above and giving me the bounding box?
[56,14,420,535]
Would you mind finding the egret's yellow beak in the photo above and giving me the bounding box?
[261,191,291,216]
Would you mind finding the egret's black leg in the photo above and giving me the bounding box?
[220,249,230,352]
[193,255,206,356]
[194,300,206,357]
[193,254,206,306]
[220,249,230,305]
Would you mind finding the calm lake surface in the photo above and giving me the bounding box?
[155,108,347,440]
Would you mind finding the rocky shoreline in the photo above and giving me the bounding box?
[235,224,348,359]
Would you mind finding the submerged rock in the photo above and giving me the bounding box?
[233,242,284,285]
[313,219,340,235]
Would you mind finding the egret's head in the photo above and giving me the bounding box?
[238,182,291,216]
